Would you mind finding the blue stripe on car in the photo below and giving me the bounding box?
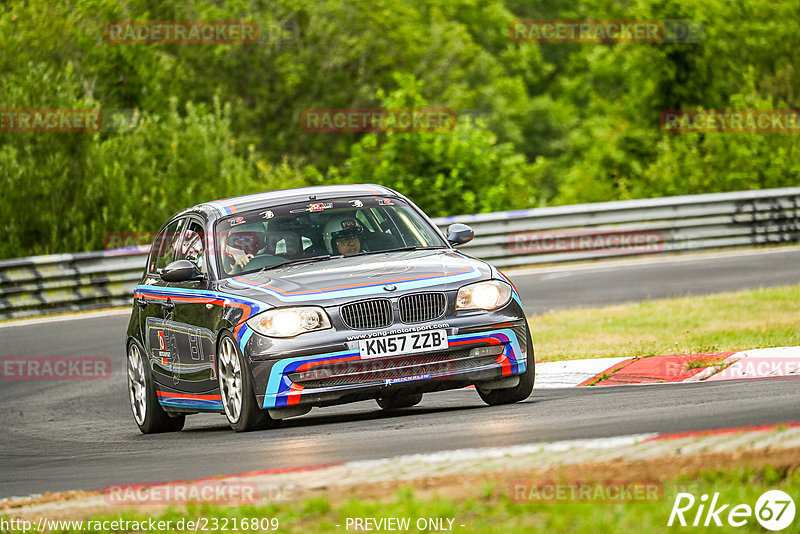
[261,328,524,409]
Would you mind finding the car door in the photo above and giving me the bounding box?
[141,217,187,388]
[165,217,219,394]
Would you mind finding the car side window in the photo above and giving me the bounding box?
[149,218,187,274]
[175,220,205,272]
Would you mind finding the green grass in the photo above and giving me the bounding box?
[529,283,800,361]
[9,466,798,533]
[684,358,728,371]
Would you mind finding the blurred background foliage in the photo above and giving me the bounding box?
[0,0,798,257]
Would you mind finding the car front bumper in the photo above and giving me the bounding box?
[242,306,530,411]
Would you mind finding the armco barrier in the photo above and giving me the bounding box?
[1,188,798,319]
[0,246,151,319]
[440,187,800,267]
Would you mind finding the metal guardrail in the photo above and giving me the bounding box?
[1,188,798,319]
[441,187,800,267]
[0,248,150,319]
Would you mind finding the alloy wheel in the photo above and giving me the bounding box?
[218,337,243,423]
[127,343,147,425]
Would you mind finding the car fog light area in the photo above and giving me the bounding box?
[469,345,505,357]
[247,306,331,338]
[456,280,512,311]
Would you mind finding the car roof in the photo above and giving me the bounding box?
[191,184,399,218]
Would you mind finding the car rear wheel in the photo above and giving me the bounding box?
[376,393,423,410]
[127,341,185,434]
[217,334,280,432]
[477,327,535,406]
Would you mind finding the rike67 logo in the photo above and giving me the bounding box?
[669,490,796,530]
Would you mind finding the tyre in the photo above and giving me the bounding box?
[477,326,535,406]
[217,333,280,432]
[376,393,423,410]
[127,341,185,434]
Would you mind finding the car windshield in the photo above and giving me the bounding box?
[215,196,447,277]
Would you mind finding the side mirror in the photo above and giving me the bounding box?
[446,223,474,246]
[161,260,203,283]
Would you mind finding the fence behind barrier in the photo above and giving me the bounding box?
[1,188,798,319]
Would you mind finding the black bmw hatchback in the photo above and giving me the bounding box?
[126,184,534,433]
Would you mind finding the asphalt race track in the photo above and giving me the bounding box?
[513,247,800,314]
[1,247,798,498]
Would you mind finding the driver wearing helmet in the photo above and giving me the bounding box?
[323,215,366,256]
[222,222,268,274]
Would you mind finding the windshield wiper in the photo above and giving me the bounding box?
[374,246,446,254]
[257,254,334,272]
[252,247,445,273]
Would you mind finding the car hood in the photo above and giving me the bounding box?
[216,249,490,307]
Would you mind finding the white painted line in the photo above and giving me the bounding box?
[699,346,800,382]
[0,308,131,328]
[341,433,659,469]
[0,432,662,507]
[539,272,576,281]
[535,346,800,388]
[505,245,800,277]
[535,357,629,388]
[684,353,744,382]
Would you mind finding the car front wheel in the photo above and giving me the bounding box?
[217,333,280,432]
[477,327,535,406]
[127,341,185,434]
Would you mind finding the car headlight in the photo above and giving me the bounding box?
[456,280,512,311]
[247,307,332,338]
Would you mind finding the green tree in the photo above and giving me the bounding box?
[339,74,536,216]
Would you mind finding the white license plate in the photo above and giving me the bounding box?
[358,329,449,359]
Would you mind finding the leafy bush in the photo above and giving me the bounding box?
[1,0,799,258]
[338,74,536,216]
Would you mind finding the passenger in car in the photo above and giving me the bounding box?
[323,216,367,256]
